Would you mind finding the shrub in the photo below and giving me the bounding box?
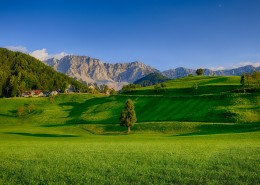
[17,106,25,117]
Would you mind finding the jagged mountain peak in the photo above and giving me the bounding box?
[44,55,158,90]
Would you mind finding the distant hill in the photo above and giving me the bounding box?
[0,48,87,97]
[44,55,159,90]
[162,67,196,79]
[162,65,260,79]
[214,65,258,76]
[133,72,170,87]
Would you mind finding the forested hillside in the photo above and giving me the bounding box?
[133,72,170,86]
[0,48,88,97]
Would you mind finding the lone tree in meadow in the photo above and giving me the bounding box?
[240,74,245,86]
[196,68,203,76]
[119,99,137,133]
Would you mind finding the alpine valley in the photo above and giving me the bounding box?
[44,55,260,90]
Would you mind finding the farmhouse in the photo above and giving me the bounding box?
[22,90,43,97]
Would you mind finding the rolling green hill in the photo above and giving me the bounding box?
[0,76,259,184]
[0,76,259,134]
[125,76,242,96]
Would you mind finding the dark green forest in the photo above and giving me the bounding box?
[134,72,170,87]
[0,48,88,97]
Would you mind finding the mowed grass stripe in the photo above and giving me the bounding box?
[135,97,209,122]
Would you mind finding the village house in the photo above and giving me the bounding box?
[22,90,43,97]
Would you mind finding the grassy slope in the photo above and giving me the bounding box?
[0,76,259,134]
[126,76,242,96]
[0,76,260,184]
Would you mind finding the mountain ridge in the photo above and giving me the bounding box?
[44,55,260,90]
[44,55,159,90]
[162,65,260,79]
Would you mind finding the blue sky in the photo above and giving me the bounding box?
[1,0,260,71]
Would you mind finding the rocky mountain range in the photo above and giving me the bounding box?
[44,55,260,90]
[44,55,159,90]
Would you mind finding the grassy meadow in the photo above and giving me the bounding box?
[0,76,259,184]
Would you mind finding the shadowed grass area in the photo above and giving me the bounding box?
[177,123,260,136]
[77,122,260,135]
[4,132,79,137]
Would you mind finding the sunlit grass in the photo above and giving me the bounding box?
[0,133,259,184]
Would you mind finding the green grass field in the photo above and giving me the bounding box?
[0,76,260,184]
[1,133,259,184]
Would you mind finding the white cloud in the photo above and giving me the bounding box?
[30,48,49,61]
[235,61,260,68]
[4,45,69,61]
[30,49,69,61]
[5,46,27,53]
[209,66,226,71]
[209,61,260,71]
[50,52,69,60]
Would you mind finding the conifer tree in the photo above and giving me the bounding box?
[119,99,137,133]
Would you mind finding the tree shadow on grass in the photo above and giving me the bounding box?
[0,110,19,118]
[53,96,122,126]
[176,123,260,136]
[4,132,79,137]
[0,113,15,118]
[59,96,115,118]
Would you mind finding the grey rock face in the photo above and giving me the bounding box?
[214,65,257,76]
[162,67,196,78]
[44,55,158,90]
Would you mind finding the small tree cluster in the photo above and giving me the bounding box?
[87,84,101,94]
[122,84,141,93]
[90,87,99,94]
[110,88,117,95]
[154,83,167,93]
[17,103,36,117]
[102,85,117,95]
[240,71,260,88]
